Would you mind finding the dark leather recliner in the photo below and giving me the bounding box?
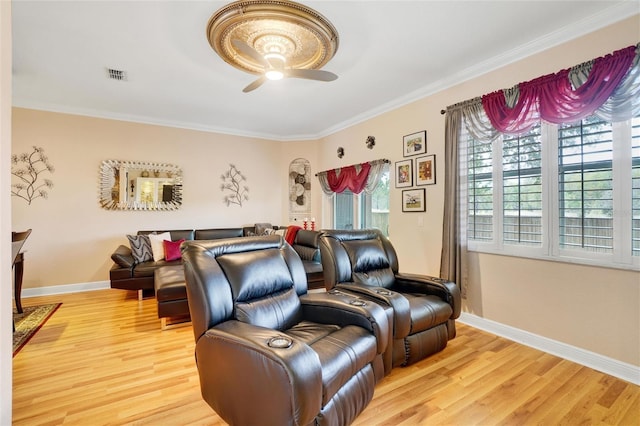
[319,229,461,368]
[291,229,324,289]
[181,235,390,426]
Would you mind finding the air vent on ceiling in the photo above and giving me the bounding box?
[106,68,127,81]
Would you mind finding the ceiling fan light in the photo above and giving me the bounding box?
[265,70,284,81]
[264,52,285,65]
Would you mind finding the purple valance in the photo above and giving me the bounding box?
[482,45,637,134]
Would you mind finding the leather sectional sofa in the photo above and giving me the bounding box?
[109,226,323,294]
[109,228,245,297]
[109,225,324,328]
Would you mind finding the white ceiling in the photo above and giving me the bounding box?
[11,1,638,141]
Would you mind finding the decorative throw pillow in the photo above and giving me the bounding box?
[255,223,272,235]
[126,234,153,264]
[111,245,135,268]
[148,232,172,262]
[163,239,184,262]
[284,226,301,245]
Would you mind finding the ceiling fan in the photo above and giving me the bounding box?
[206,0,340,94]
[231,39,338,93]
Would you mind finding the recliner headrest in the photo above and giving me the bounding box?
[321,229,381,242]
[201,234,283,257]
[343,239,390,273]
[218,248,294,302]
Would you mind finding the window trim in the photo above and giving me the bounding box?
[466,118,640,272]
[327,167,390,235]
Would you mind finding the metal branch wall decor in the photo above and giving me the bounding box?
[221,164,249,207]
[11,146,55,205]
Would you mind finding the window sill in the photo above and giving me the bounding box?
[468,244,640,272]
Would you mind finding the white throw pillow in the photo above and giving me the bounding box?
[148,232,172,262]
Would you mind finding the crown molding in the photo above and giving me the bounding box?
[317,2,639,139]
[13,3,638,142]
[11,101,298,141]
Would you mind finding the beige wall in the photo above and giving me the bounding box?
[11,109,317,288]
[11,16,639,368]
[315,15,640,366]
[1,1,13,422]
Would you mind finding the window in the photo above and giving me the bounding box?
[334,190,355,229]
[558,117,613,253]
[466,114,639,270]
[503,125,542,246]
[633,118,640,256]
[333,167,390,235]
[467,138,493,241]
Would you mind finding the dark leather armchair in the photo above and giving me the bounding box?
[181,235,389,426]
[319,229,461,368]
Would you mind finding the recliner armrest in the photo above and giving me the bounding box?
[195,320,322,426]
[333,283,412,339]
[300,291,389,354]
[394,273,461,319]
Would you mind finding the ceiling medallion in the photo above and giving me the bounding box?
[206,0,340,92]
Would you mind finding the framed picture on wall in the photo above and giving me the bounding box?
[415,154,436,185]
[394,159,413,188]
[403,130,427,157]
[402,188,426,212]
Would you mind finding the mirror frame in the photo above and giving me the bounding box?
[99,160,183,210]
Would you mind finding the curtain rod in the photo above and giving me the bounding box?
[440,97,483,115]
[315,158,389,176]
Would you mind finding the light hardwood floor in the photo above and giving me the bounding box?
[12,289,639,425]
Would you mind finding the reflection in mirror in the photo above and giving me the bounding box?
[99,160,183,210]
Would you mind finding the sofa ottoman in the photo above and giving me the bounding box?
[154,265,190,330]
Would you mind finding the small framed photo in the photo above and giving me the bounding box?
[402,188,426,212]
[395,159,413,188]
[415,154,436,185]
[403,130,427,157]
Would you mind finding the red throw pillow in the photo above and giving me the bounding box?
[284,225,301,245]
[163,239,185,261]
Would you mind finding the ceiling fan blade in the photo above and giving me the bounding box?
[231,39,269,68]
[287,69,338,82]
[242,76,267,93]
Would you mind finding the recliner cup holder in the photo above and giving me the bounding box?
[268,336,293,349]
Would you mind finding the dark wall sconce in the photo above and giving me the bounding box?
[337,147,344,158]
[366,136,375,149]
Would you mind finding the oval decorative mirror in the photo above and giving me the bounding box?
[99,160,183,210]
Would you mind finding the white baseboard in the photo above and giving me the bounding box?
[18,284,639,385]
[21,281,111,298]
[459,312,640,386]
